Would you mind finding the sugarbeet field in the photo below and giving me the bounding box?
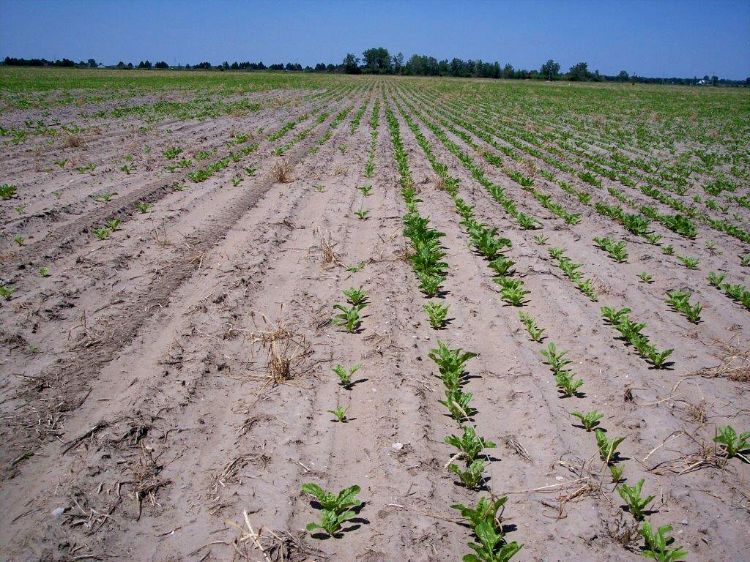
[1,67,749,561]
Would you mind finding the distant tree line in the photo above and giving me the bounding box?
[3,54,748,87]
[341,50,748,86]
[4,56,100,68]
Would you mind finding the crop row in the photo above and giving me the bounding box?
[491,95,748,243]
[310,105,354,154]
[302,90,382,539]
[410,85,749,246]
[0,88,363,303]
[398,90,581,226]
[386,92,718,560]
[386,99,523,560]
[395,88,721,369]
[391,94,538,230]
[414,87,705,240]
[394,88,722,342]
[364,99,380,178]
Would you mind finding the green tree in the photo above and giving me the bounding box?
[393,52,404,74]
[540,59,560,80]
[567,62,591,81]
[362,47,392,74]
[343,53,360,74]
[502,63,514,78]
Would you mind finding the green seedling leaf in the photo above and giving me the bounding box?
[345,261,366,273]
[451,495,508,530]
[609,463,624,483]
[301,483,362,514]
[416,271,444,297]
[306,508,356,537]
[555,371,584,397]
[136,201,153,213]
[677,255,699,269]
[448,459,486,490]
[429,341,477,387]
[713,425,750,460]
[518,312,544,342]
[327,406,348,422]
[571,410,603,431]
[332,363,360,388]
[464,519,523,561]
[445,425,496,463]
[640,522,688,561]
[488,255,515,277]
[638,272,654,284]
[332,303,363,333]
[439,388,476,422]
[617,479,654,521]
[342,287,368,306]
[596,429,625,464]
[707,271,725,287]
[601,306,631,325]
[93,227,111,240]
[0,183,18,199]
[424,301,449,329]
[541,342,572,373]
[0,284,16,301]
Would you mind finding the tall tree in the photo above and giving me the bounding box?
[567,62,591,81]
[540,59,560,80]
[343,53,360,74]
[393,52,404,74]
[502,63,514,79]
[362,47,391,74]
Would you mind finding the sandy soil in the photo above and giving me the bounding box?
[1,79,748,562]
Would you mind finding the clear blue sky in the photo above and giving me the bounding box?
[1,0,748,79]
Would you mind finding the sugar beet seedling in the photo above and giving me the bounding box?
[327,405,348,423]
[445,425,496,464]
[713,425,749,461]
[617,479,654,521]
[640,522,688,562]
[332,303,364,333]
[439,387,476,422]
[424,301,449,329]
[571,410,603,431]
[448,459,487,490]
[452,496,522,561]
[302,483,362,538]
[343,286,368,306]
[518,312,544,342]
[332,363,360,388]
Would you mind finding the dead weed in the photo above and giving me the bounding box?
[271,159,292,183]
[247,311,311,385]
